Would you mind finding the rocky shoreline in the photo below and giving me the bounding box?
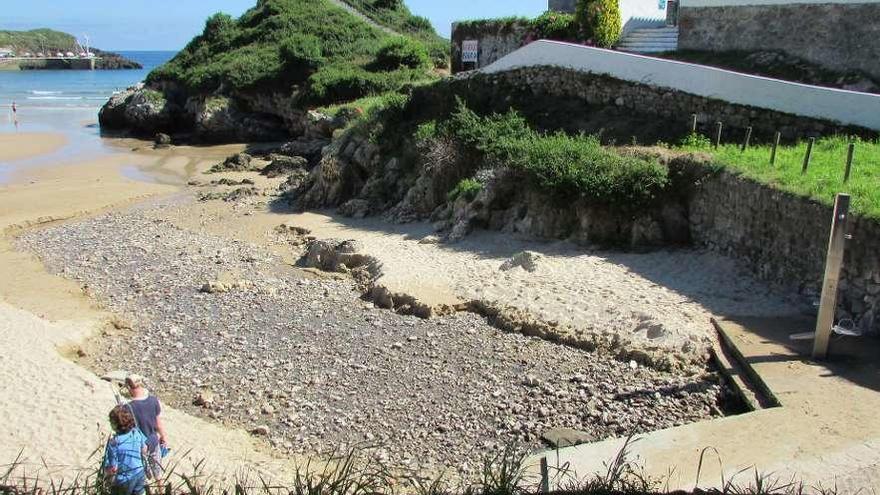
[17,194,729,479]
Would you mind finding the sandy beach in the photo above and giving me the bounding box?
[0,132,67,162]
[0,143,306,482]
[1,132,805,484]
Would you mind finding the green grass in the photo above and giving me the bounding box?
[677,134,880,219]
[146,0,442,105]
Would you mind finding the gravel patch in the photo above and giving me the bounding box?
[17,198,729,478]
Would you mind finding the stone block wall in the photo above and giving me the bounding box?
[679,2,880,81]
[690,170,880,334]
[450,21,531,73]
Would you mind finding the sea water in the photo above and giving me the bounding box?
[0,51,175,130]
[0,51,176,181]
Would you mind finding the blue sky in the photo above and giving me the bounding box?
[1,1,546,51]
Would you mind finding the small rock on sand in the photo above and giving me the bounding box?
[500,251,543,273]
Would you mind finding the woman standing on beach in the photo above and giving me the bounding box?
[125,374,169,483]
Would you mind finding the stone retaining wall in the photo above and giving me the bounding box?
[690,170,880,334]
[679,3,880,81]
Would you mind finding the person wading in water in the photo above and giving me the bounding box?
[125,374,169,484]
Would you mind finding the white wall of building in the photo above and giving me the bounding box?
[482,40,880,131]
[620,0,668,31]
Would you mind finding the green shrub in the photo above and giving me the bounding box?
[373,37,430,71]
[448,178,484,202]
[414,120,438,143]
[576,0,622,47]
[530,11,578,40]
[442,102,668,207]
[279,33,325,73]
[679,132,712,149]
[307,64,425,105]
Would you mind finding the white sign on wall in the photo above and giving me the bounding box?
[462,40,479,63]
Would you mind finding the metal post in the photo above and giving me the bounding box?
[844,143,855,183]
[691,114,698,134]
[714,122,723,149]
[813,193,851,360]
[770,131,781,166]
[802,137,815,174]
[741,126,753,152]
[540,457,550,493]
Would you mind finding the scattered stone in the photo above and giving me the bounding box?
[250,425,270,436]
[261,154,309,178]
[499,251,543,273]
[541,427,595,448]
[154,133,172,148]
[200,281,230,294]
[17,200,726,481]
[193,391,215,407]
[209,153,254,173]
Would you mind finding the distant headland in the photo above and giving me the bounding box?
[0,28,142,70]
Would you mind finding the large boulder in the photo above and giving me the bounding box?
[99,84,181,134]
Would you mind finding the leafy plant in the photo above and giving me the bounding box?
[576,0,623,47]
[373,37,430,71]
[447,178,483,202]
[530,11,578,40]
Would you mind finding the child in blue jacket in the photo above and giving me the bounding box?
[103,405,147,495]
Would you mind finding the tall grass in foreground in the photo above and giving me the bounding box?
[677,134,880,220]
[0,438,853,495]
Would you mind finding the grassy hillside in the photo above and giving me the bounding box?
[147,0,446,106]
[0,29,78,53]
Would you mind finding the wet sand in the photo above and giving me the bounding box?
[0,132,67,162]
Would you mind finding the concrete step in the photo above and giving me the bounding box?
[626,30,679,38]
[618,26,679,53]
[618,42,679,49]
[618,46,678,53]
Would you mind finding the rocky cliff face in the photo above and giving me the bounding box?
[99,85,296,142]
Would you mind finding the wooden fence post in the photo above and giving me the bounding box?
[691,114,698,134]
[741,127,753,152]
[802,137,815,174]
[714,122,723,149]
[770,132,781,165]
[844,143,855,183]
[813,193,851,360]
[540,457,550,493]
